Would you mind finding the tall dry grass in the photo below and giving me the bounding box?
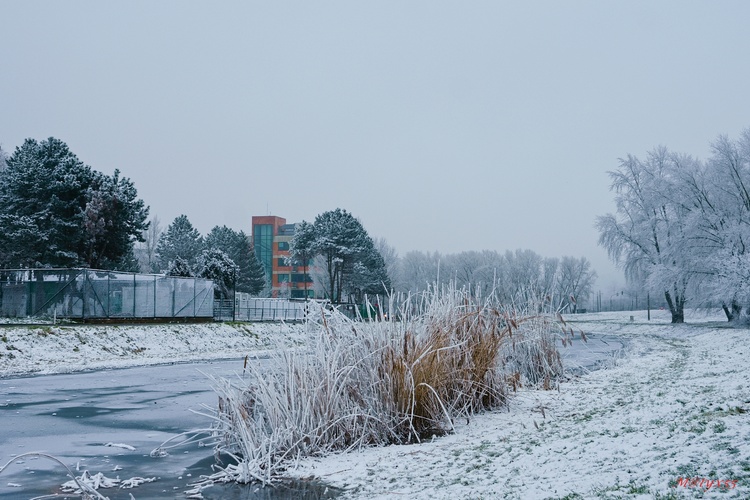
[188,284,566,486]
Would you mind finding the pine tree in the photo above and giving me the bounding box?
[205,226,265,295]
[166,257,193,277]
[155,215,204,273]
[81,170,149,270]
[0,145,7,173]
[0,137,148,269]
[197,248,239,298]
[309,208,391,302]
[244,242,267,295]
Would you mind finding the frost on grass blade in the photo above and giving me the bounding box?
[193,284,565,486]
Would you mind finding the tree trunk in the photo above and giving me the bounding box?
[664,290,685,324]
[722,300,742,322]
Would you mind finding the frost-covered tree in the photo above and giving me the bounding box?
[555,256,597,313]
[501,249,545,304]
[0,137,148,269]
[197,248,239,298]
[155,215,204,273]
[399,250,441,293]
[166,257,193,277]
[597,147,691,323]
[80,169,149,270]
[308,209,390,302]
[288,220,316,298]
[205,225,265,295]
[442,250,500,297]
[0,145,7,173]
[136,215,162,273]
[374,237,402,292]
[350,243,391,296]
[680,130,750,320]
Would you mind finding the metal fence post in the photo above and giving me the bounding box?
[82,269,88,320]
[107,274,111,318]
[133,273,136,318]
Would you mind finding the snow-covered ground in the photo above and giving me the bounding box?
[285,309,749,499]
[0,321,308,377]
[1,311,748,499]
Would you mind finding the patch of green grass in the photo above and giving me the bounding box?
[545,494,584,500]
[702,406,747,417]
[675,463,699,478]
[712,421,727,433]
[36,326,55,337]
[653,492,679,500]
[710,441,739,455]
[592,479,650,498]
[626,482,649,494]
[684,420,707,435]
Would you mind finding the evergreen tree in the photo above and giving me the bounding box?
[0,145,7,172]
[244,239,267,295]
[81,169,149,269]
[289,220,316,298]
[351,242,391,295]
[197,248,239,298]
[205,225,265,295]
[155,215,204,273]
[0,137,148,269]
[309,208,391,302]
[166,256,193,277]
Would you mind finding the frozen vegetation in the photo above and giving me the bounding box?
[281,308,749,499]
[0,305,748,499]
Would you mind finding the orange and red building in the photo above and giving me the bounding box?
[251,216,314,299]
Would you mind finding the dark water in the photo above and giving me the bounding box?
[0,360,340,499]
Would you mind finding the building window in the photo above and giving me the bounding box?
[277,258,289,268]
[278,242,289,251]
[277,274,290,283]
[291,273,312,283]
[253,224,273,285]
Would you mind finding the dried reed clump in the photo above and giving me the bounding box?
[201,285,564,486]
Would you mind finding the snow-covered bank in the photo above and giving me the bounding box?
[287,311,750,499]
[0,322,308,378]
[2,312,748,498]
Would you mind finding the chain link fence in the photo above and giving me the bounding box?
[0,268,215,321]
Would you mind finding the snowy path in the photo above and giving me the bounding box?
[288,314,750,499]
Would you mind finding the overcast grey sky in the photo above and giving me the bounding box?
[2,1,749,290]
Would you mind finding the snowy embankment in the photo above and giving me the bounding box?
[286,310,749,499]
[0,321,308,378]
[1,312,748,498]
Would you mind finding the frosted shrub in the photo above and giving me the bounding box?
[198,285,564,486]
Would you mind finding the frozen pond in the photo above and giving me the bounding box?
[0,358,340,499]
[560,330,629,375]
